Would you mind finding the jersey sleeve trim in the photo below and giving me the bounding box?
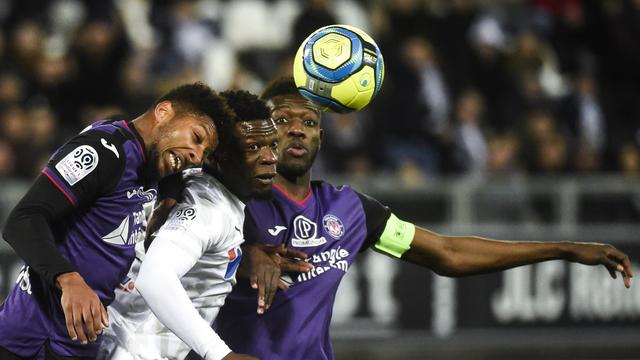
[42,168,78,207]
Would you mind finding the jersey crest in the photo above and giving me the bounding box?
[322,214,344,239]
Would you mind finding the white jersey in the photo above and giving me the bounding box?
[99,169,245,360]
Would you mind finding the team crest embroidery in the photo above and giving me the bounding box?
[322,214,344,239]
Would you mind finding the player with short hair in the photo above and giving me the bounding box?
[98,90,309,360]
[208,77,633,360]
[0,82,229,359]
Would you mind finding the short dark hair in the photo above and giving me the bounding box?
[153,82,234,141]
[261,76,299,101]
[220,90,270,124]
[213,90,271,157]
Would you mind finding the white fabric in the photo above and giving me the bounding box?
[98,170,245,359]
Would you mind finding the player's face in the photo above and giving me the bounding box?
[269,95,322,178]
[229,119,278,198]
[150,108,217,179]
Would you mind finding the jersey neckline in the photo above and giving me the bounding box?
[273,183,313,208]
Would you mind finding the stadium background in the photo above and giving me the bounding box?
[0,0,638,359]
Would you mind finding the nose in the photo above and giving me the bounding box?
[187,147,204,165]
[260,147,277,165]
[287,118,305,138]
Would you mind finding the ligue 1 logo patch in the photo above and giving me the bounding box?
[322,214,344,239]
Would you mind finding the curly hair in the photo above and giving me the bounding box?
[220,90,270,123]
[153,82,234,149]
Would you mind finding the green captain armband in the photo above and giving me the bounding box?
[373,213,415,258]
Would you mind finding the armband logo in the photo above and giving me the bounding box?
[55,145,99,185]
[322,214,344,239]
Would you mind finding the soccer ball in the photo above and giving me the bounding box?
[293,24,384,113]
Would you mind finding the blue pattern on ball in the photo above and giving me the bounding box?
[302,27,363,83]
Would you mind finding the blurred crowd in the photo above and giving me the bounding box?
[0,0,639,182]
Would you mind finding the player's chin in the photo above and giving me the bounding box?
[250,182,274,199]
[280,155,311,171]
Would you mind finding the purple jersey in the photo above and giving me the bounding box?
[0,120,156,358]
[215,181,389,360]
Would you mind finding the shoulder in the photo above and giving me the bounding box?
[182,173,239,222]
[55,122,127,164]
[312,180,359,202]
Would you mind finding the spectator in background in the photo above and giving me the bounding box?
[521,110,568,174]
[535,133,569,174]
[476,132,533,222]
[402,36,451,137]
[377,35,450,178]
[557,72,606,172]
[434,0,477,98]
[68,17,131,110]
[467,15,520,132]
[31,54,76,134]
[1,105,31,179]
[291,0,337,53]
[320,111,372,177]
[0,140,15,177]
[27,100,60,176]
[0,71,26,106]
[451,89,488,175]
[5,20,45,79]
[619,143,640,176]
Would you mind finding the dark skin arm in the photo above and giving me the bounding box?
[401,227,633,287]
[237,244,312,314]
[3,176,109,345]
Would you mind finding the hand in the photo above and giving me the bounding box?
[565,242,633,288]
[238,244,312,314]
[56,272,109,344]
[221,352,258,360]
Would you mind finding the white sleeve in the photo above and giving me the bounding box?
[135,204,232,360]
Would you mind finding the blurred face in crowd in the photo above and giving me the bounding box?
[147,101,218,179]
[268,94,323,178]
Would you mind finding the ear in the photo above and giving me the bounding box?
[154,100,175,125]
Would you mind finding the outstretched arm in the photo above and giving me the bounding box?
[395,224,633,287]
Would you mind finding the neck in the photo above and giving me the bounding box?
[210,166,249,203]
[274,171,311,201]
[130,112,155,146]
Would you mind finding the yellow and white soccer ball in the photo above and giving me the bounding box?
[293,24,384,113]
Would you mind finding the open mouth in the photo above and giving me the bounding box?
[168,152,183,172]
[255,173,276,185]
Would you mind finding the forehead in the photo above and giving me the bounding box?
[236,119,277,140]
[176,113,216,131]
[268,95,321,117]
